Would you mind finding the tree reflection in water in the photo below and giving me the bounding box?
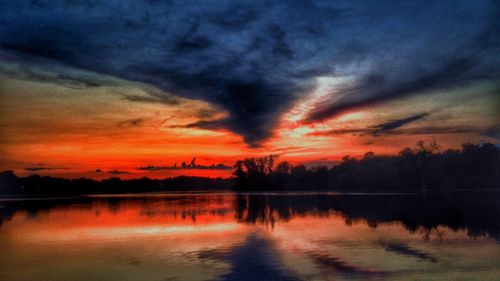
[233,192,500,240]
[1,192,499,280]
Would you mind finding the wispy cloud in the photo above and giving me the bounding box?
[24,164,68,172]
[307,128,369,137]
[120,86,182,106]
[121,94,180,105]
[371,113,428,135]
[307,113,483,137]
[107,170,129,175]
[309,126,478,138]
[171,120,228,131]
[116,117,152,127]
[0,59,107,89]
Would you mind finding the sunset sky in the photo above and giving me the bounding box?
[0,0,499,178]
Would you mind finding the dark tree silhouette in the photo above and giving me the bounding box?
[233,141,500,191]
[0,141,498,196]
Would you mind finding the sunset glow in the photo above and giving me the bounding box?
[1,2,500,281]
[0,1,499,179]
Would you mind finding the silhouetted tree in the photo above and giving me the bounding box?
[276,161,292,174]
[232,141,500,191]
[2,141,499,196]
[232,155,278,190]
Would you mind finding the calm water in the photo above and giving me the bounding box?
[0,192,499,281]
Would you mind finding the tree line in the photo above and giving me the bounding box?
[0,141,499,195]
[232,141,500,191]
[0,174,233,196]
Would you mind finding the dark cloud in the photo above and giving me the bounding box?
[371,113,428,135]
[305,55,499,123]
[107,169,129,175]
[403,127,476,136]
[311,126,477,137]
[0,60,104,89]
[24,165,67,171]
[307,113,483,137]
[116,117,152,127]
[307,128,369,137]
[171,120,228,131]
[483,126,500,140]
[24,167,51,171]
[121,94,180,106]
[194,108,221,120]
[305,2,500,122]
[1,0,499,145]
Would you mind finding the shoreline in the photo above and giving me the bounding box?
[2,188,499,201]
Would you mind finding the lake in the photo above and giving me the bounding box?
[1,192,499,281]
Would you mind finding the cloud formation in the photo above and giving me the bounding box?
[309,126,478,138]
[371,113,428,135]
[307,113,486,137]
[116,117,153,127]
[483,126,500,140]
[1,0,499,145]
[107,170,129,175]
[120,86,182,105]
[24,165,67,172]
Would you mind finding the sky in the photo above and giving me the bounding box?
[0,0,499,178]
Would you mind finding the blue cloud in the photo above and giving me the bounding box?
[1,0,499,145]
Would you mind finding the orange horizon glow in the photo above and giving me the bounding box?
[1,72,498,179]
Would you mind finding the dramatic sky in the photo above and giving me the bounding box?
[0,0,499,178]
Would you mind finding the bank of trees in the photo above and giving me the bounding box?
[0,172,232,196]
[232,141,500,191]
[1,141,499,195]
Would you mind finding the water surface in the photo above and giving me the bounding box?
[1,192,499,280]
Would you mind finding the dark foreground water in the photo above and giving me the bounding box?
[0,192,499,281]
